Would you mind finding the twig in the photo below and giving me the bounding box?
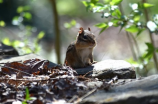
[73,76,118,103]
[74,88,97,104]
[83,70,93,77]
[68,95,78,103]
[126,32,137,60]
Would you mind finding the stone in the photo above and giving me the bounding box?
[0,42,19,59]
[75,60,136,79]
[0,53,57,68]
[80,74,158,104]
[0,54,136,79]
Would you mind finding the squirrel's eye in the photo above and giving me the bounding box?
[83,35,88,39]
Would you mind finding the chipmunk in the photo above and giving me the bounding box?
[65,27,96,69]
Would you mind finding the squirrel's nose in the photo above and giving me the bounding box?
[91,40,95,44]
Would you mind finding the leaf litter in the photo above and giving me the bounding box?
[0,58,117,104]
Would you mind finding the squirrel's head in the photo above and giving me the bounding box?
[77,27,96,45]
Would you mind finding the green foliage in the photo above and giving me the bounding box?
[37,31,45,39]
[0,20,5,27]
[111,9,121,18]
[95,23,107,28]
[2,30,45,55]
[110,0,123,5]
[0,0,3,3]
[0,3,45,55]
[81,1,158,35]
[144,43,155,59]
[24,12,32,20]
[143,3,154,8]
[22,87,33,104]
[64,20,76,29]
[82,0,158,75]
[17,6,31,13]
[125,25,139,33]
[95,23,108,34]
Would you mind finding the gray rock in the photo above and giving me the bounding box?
[0,54,136,79]
[0,53,57,67]
[75,60,136,79]
[80,74,158,104]
[0,42,19,59]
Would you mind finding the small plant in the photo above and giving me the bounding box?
[0,3,45,55]
[2,31,45,55]
[22,87,33,104]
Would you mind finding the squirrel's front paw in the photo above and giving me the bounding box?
[87,62,92,66]
[92,61,97,64]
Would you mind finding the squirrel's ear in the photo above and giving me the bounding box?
[79,27,84,34]
[88,27,91,31]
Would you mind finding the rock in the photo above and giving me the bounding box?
[75,60,136,79]
[80,74,158,104]
[0,54,136,79]
[0,53,57,68]
[0,42,19,59]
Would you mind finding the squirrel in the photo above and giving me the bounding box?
[64,27,96,69]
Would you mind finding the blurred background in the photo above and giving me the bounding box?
[0,0,158,76]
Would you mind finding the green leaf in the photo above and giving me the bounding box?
[12,40,21,47]
[23,6,31,11]
[22,102,27,104]
[112,9,121,18]
[37,31,45,39]
[90,0,99,4]
[125,25,139,33]
[111,19,119,26]
[23,47,32,54]
[2,38,11,46]
[70,20,76,26]
[82,1,89,7]
[17,6,23,13]
[0,21,5,27]
[99,26,108,34]
[110,0,122,5]
[96,3,104,7]
[25,87,31,100]
[64,22,71,28]
[115,9,121,18]
[104,0,110,4]
[126,58,139,67]
[24,12,32,20]
[146,42,154,50]
[95,23,107,28]
[134,15,140,22]
[143,3,154,8]
[136,28,145,37]
[0,0,3,3]
[64,20,76,29]
[12,16,19,21]
[144,43,155,58]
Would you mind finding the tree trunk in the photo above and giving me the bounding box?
[49,0,61,64]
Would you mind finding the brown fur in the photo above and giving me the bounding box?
[65,27,96,68]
